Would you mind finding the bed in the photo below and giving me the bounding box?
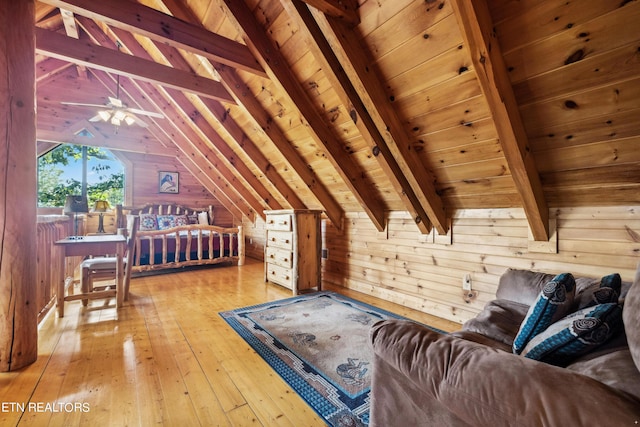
[115,203,244,273]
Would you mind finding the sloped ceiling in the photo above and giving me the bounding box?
[34,0,640,239]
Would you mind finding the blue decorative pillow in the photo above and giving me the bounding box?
[139,213,157,231]
[581,273,621,309]
[521,303,623,366]
[157,215,176,230]
[513,273,576,354]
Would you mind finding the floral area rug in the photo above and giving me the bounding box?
[220,291,442,426]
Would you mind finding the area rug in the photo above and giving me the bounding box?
[220,291,443,426]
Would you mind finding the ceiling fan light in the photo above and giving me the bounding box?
[124,116,136,126]
[111,117,121,126]
[113,110,127,121]
[97,110,111,121]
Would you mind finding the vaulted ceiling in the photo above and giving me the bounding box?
[34,0,640,239]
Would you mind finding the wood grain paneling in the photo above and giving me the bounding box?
[245,205,640,325]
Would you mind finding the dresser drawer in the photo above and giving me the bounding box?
[266,247,293,269]
[266,230,293,250]
[266,263,294,289]
[265,214,293,231]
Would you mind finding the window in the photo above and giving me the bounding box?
[38,144,124,208]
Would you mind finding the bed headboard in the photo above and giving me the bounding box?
[115,203,214,229]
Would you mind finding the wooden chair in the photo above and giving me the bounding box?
[80,215,139,304]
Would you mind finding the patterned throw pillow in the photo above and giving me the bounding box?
[139,213,157,231]
[157,215,176,230]
[174,215,189,226]
[580,273,622,309]
[521,303,623,366]
[187,214,198,224]
[513,273,576,354]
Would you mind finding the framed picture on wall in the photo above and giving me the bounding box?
[159,171,179,194]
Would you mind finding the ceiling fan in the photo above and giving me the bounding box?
[61,75,163,128]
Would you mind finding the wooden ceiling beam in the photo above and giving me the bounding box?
[85,77,245,218]
[309,8,449,234]
[103,24,281,215]
[35,27,235,103]
[60,9,79,38]
[79,31,260,221]
[216,66,347,227]
[451,0,549,241]
[161,0,346,229]
[112,72,257,220]
[283,1,434,234]
[220,0,386,231]
[36,119,178,155]
[38,0,266,77]
[35,4,57,23]
[151,42,307,211]
[36,57,73,83]
[297,0,360,25]
[107,20,304,211]
[175,153,249,221]
[74,17,257,218]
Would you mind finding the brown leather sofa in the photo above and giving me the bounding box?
[369,266,640,426]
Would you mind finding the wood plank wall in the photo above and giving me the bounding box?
[125,153,234,226]
[243,206,640,325]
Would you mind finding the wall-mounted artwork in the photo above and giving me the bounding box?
[159,171,179,194]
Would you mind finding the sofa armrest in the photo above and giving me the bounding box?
[370,320,640,427]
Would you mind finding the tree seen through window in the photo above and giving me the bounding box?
[38,144,124,208]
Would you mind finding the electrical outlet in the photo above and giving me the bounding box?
[462,273,472,291]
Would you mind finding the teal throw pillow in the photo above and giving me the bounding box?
[513,273,576,354]
[580,273,621,309]
[521,303,623,366]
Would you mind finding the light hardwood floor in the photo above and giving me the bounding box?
[0,259,459,426]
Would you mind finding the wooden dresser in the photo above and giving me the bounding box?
[264,209,322,294]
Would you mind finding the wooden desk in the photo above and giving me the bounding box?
[55,234,126,317]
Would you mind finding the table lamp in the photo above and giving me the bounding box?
[94,200,110,233]
[63,195,89,239]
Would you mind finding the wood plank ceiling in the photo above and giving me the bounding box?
[34,0,640,238]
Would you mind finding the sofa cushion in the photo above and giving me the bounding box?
[496,269,557,305]
[521,303,624,366]
[513,273,576,354]
[568,347,640,400]
[461,299,529,348]
[139,213,157,231]
[623,263,640,374]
